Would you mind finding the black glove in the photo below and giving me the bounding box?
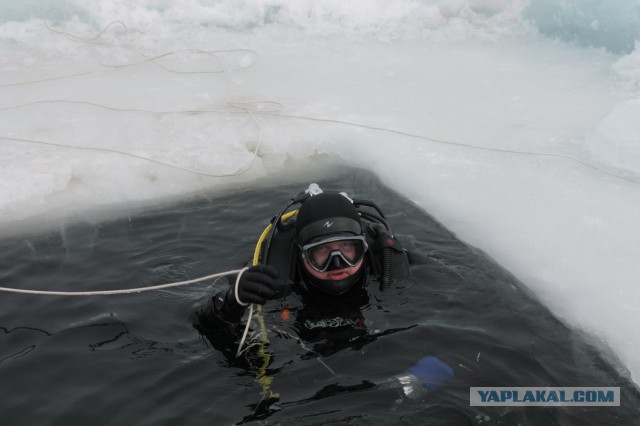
[229,264,280,306]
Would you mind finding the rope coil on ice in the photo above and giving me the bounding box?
[0,9,638,185]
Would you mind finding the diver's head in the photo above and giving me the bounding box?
[295,192,368,295]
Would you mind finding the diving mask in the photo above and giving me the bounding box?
[300,235,368,273]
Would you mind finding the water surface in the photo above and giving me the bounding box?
[1,167,638,425]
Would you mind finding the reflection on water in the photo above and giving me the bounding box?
[0,167,638,425]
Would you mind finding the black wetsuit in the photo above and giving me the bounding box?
[195,237,481,386]
[196,265,376,358]
[196,217,411,349]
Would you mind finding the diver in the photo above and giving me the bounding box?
[197,185,410,341]
[196,184,469,398]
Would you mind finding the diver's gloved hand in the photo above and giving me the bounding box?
[229,264,280,306]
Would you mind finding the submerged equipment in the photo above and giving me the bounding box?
[253,183,410,292]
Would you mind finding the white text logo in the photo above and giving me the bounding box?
[470,387,620,406]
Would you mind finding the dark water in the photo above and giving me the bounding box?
[1,167,638,425]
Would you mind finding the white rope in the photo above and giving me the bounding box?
[254,110,640,186]
[0,132,262,178]
[0,263,258,360]
[4,12,264,362]
[43,8,129,45]
[0,9,268,180]
[0,8,260,89]
[2,101,638,185]
[233,267,250,306]
[1,11,637,186]
[38,8,258,76]
[0,269,242,296]
[232,267,256,357]
[236,303,255,358]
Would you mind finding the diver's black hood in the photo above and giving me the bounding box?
[295,192,362,245]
